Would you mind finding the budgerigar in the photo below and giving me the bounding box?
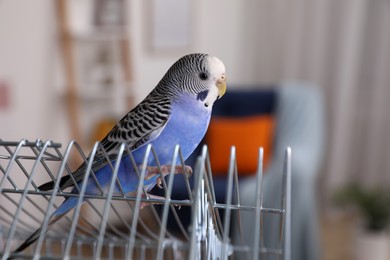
[11,53,226,256]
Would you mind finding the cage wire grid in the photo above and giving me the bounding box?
[0,139,291,260]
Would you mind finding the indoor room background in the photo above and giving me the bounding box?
[1,1,390,259]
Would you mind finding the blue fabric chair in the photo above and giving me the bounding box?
[236,82,325,260]
[151,82,325,259]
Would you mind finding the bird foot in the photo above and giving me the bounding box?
[139,194,191,209]
[140,194,166,209]
[143,165,193,189]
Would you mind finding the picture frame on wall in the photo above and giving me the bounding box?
[145,0,193,53]
[93,0,127,28]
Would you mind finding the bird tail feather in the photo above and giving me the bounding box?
[9,197,79,258]
[8,213,63,259]
[38,175,71,191]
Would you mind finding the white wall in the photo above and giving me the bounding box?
[0,0,260,143]
[0,1,73,144]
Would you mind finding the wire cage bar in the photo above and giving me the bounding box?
[0,139,291,260]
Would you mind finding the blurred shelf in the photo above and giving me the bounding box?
[72,28,130,42]
[57,88,134,102]
[55,0,133,146]
[77,93,134,102]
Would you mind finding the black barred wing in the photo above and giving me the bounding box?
[101,96,171,152]
[39,96,172,191]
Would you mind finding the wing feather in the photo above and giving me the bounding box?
[39,95,171,191]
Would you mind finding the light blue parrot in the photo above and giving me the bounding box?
[12,53,226,255]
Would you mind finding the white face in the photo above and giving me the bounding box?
[208,56,226,79]
[203,56,226,108]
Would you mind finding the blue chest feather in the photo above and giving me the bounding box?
[88,94,212,194]
[135,93,211,164]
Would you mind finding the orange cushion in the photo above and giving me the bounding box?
[206,115,275,176]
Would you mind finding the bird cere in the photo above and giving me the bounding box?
[12,53,226,255]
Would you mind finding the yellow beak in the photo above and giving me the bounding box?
[216,75,226,99]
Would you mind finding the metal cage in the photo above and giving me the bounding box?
[0,139,291,260]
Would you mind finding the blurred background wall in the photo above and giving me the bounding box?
[1,0,390,214]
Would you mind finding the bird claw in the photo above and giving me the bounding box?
[139,165,193,180]
[138,195,191,209]
[140,194,166,209]
[181,165,193,177]
[156,177,163,189]
[141,164,193,186]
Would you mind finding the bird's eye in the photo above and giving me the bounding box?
[199,72,208,80]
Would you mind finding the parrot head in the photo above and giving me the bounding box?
[159,53,226,108]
